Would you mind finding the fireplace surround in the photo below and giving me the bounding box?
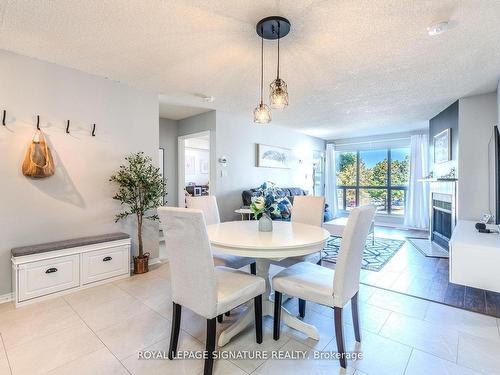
[429,181,457,250]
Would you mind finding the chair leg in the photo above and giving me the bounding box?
[217,314,223,323]
[225,311,230,317]
[168,302,182,360]
[254,295,263,344]
[372,231,375,246]
[334,307,347,369]
[351,292,361,342]
[250,262,256,275]
[204,318,217,375]
[273,291,282,340]
[298,299,306,318]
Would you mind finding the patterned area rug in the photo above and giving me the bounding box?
[322,236,405,272]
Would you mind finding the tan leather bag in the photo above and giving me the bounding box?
[22,130,55,178]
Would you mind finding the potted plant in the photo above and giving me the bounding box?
[250,182,291,232]
[110,152,166,274]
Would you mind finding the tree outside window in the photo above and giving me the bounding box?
[335,147,410,215]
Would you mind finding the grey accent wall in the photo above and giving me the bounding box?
[159,118,178,207]
[0,50,159,296]
[429,101,459,178]
[458,92,498,220]
[215,111,326,222]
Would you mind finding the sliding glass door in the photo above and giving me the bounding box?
[336,147,409,215]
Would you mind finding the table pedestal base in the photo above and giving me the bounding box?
[218,260,320,347]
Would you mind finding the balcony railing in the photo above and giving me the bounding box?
[336,185,407,215]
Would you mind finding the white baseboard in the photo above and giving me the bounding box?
[0,293,13,304]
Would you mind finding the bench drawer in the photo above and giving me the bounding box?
[18,255,80,302]
[82,245,129,285]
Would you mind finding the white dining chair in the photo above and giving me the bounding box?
[271,205,376,369]
[272,195,325,318]
[186,195,257,321]
[159,207,265,375]
[186,196,257,272]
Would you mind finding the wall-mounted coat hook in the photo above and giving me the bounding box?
[2,110,5,126]
[91,123,96,137]
[66,120,70,134]
[36,115,40,130]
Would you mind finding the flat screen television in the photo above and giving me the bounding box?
[495,126,500,224]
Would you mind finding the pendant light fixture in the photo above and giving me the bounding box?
[253,30,271,124]
[269,21,289,109]
[253,16,291,123]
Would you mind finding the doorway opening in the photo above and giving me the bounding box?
[178,131,211,207]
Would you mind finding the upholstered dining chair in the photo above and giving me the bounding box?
[159,207,265,375]
[271,205,376,369]
[271,195,325,318]
[186,196,257,273]
[186,195,257,322]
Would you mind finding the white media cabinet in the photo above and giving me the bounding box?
[11,233,131,307]
[449,220,500,293]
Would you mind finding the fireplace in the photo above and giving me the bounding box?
[429,181,457,251]
[432,194,453,249]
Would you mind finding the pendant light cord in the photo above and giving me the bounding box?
[277,22,280,79]
[260,30,264,105]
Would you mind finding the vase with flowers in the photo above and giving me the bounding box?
[250,182,292,232]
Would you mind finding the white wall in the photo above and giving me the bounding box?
[215,111,326,221]
[159,118,178,206]
[0,50,159,296]
[458,92,498,220]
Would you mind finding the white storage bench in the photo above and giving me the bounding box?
[11,233,131,307]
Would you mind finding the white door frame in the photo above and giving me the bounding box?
[178,130,212,207]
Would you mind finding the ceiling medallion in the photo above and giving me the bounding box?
[253,16,291,124]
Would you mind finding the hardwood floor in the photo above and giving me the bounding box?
[323,225,500,318]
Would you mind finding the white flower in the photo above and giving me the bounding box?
[252,196,265,210]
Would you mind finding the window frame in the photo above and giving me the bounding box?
[336,148,409,215]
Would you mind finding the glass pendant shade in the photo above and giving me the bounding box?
[270,78,288,109]
[253,102,271,124]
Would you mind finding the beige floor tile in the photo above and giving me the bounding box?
[343,301,391,334]
[0,298,68,325]
[457,332,500,374]
[380,313,459,362]
[96,308,170,360]
[210,359,248,375]
[323,329,412,375]
[424,302,500,341]
[47,347,128,375]
[142,290,173,320]
[122,330,204,375]
[0,302,81,350]
[405,349,482,375]
[0,337,11,375]
[114,275,170,302]
[277,308,337,351]
[147,262,171,280]
[7,320,103,375]
[252,338,355,375]
[71,292,152,331]
[64,283,131,309]
[367,289,429,319]
[220,322,291,373]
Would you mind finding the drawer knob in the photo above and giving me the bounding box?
[102,256,112,262]
[45,267,58,274]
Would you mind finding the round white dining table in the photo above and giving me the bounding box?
[206,220,330,347]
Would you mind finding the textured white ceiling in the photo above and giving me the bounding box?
[159,98,212,120]
[0,0,499,139]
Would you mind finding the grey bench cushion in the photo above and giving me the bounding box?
[11,232,130,257]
